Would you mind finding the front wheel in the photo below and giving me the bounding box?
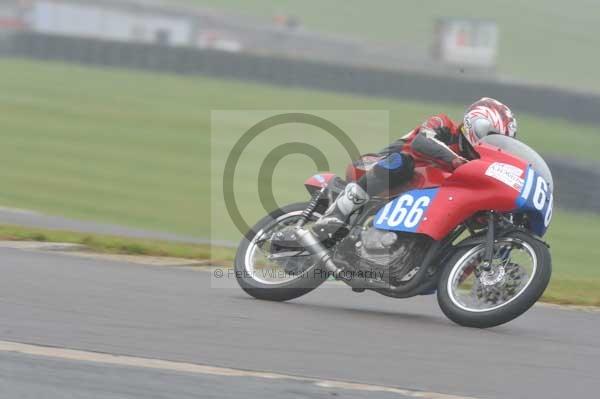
[234,202,329,302]
[437,231,551,328]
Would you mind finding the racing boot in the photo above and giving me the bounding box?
[312,182,369,240]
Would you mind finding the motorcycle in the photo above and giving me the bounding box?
[234,135,553,328]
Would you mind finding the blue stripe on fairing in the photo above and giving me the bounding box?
[516,167,534,208]
[514,166,552,236]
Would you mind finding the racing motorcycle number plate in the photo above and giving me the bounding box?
[374,188,439,233]
[516,167,553,228]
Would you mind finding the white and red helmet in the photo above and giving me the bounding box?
[462,98,517,146]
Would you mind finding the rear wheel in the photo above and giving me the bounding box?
[234,203,329,302]
[437,231,551,328]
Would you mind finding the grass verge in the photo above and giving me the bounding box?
[3,59,600,241]
[0,224,236,265]
[0,224,597,308]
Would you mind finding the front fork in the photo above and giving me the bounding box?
[480,212,513,273]
[482,211,496,272]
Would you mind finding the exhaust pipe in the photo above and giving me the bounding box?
[295,227,346,279]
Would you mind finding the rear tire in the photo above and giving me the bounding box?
[234,203,329,302]
[437,231,551,328]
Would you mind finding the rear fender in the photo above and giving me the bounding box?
[304,173,336,190]
[304,173,346,200]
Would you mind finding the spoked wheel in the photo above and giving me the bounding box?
[234,203,329,301]
[437,231,551,328]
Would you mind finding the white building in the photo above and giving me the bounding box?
[6,0,196,46]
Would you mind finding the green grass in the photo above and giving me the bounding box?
[542,212,600,306]
[186,0,600,92]
[1,58,600,238]
[0,224,235,263]
[1,58,600,305]
[1,57,600,239]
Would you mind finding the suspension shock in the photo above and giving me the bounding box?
[296,188,326,228]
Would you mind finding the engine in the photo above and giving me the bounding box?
[356,227,404,267]
[338,225,432,285]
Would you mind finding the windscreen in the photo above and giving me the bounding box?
[479,135,553,192]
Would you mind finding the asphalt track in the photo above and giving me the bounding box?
[1,246,599,399]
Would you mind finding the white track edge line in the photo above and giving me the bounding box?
[0,340,476,399]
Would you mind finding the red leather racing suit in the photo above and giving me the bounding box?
[356,114,468,195]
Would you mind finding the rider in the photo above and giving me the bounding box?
[314,97,518,233]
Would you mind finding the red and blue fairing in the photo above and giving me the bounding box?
[514,166,553,236]
[303,136,553,240]
[374,139,553,240]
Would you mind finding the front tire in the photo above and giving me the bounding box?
[437,231,551,328]
[234,202,329,302]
